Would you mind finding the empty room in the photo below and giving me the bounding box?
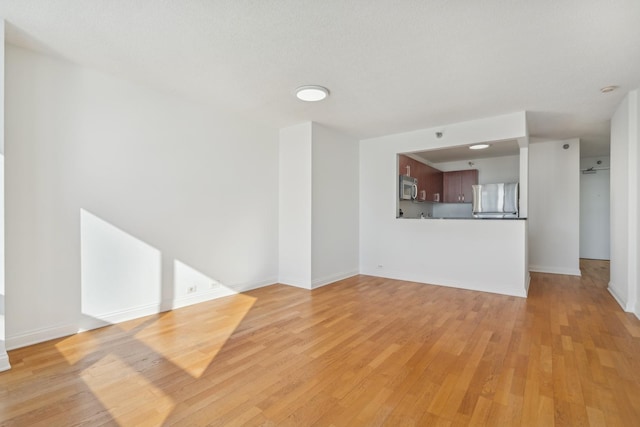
[1,1,639,426]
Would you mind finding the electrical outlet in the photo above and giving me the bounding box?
[377,264,384,269]
[210,280,221,289]
[187,285,197,294]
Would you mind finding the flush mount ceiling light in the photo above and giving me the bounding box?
[469,144,490,150]
[295,85,329,101]
[600,85,618,93]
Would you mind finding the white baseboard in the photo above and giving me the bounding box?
[235,277,277,293]
[9,277,277,349]
[607,283,629,311]
[79,302,164,332]
[6,323,78,351]
[278,276,312,289]
[312,270,359,289]
[529,265,582,276]
[167,288,235,310]
[524,273,531,296]
[84,277,277,328]
[605,283,639,320]
[168,277,276,309]
[0,351,10,372]
[360,266,528,298]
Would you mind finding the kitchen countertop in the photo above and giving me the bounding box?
[397,216,526,220]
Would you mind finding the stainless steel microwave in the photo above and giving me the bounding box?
[399,175,417,200]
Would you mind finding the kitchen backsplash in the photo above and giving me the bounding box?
[399,200,433,218]
[399,201,474,219]
[433,202,472,218]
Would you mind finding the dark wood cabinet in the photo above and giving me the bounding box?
[443,169,478,203]
[398,155,411,178]
[460,170,478,202]
[423,163,443,202]
[443,172,460,203]
[397,154,443,202]
[399,156,478,204]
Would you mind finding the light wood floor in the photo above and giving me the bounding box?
[1,259,639,426]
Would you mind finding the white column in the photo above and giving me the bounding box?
[0,19,10,372]
[610,89,639,317]
[278,122,313,288]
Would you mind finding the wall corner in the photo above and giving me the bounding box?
[0,351,10,372]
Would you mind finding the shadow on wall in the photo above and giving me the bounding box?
[79,209,238,332]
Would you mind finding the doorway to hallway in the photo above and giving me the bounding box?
[580,157,610,260]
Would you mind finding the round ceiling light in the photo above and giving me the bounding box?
[600,85,618,93]
[295,85,329,102]
[469,144,490,150]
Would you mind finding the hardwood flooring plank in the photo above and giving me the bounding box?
[1,260,639,426]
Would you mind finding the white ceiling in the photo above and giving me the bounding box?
[412,140,520,164]
[1,1,639,157]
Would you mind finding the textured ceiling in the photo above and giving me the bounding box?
[1,1,639,157]
[413,140,520,164]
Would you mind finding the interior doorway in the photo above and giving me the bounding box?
[579,157,610,260]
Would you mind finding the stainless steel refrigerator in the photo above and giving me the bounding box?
[472,183,519,218]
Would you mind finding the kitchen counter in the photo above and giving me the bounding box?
[364,217,530,298]
[397,216,526,220]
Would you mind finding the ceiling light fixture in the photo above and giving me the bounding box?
[295,85,329,102]
[469,144,490,150]
[600,85,618,93]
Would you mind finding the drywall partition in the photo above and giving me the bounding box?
[278,123,313,288]
[519,145,529,219]
[0,20,9,372]
[637,95,640,321]
[360,112,529,297]
[0,156,6,371]
[528,139,580,275]
[4,45,279,348]
[636,92,640,320]
[580,156,610,260]
[311,123,359,287]
[610,94,630,308]
[610,89,639,315]
[278,122,359,289]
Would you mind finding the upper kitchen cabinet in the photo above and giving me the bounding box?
[397,154,443,201]
[443,170,478,203]
[398,154,411,178]
[422,163,443,202]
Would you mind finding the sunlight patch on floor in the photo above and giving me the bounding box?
[81,353,175,426]
[133,293,257,378]
[55,332,100,365]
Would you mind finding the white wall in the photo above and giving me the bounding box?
[5,45,279,348]
[278,122,359,289]
[0,20,8,372]
[611,97,630,306]
[360,113,529,297]
[278,123,312,288]
[311,123,359,287]
[433,154,520,184]
[636,93,640,319]
[609,89,639,315]
[637,94,640,319]
[580,156,610,260]
[519,146,529,218]
[528,139,580,275]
